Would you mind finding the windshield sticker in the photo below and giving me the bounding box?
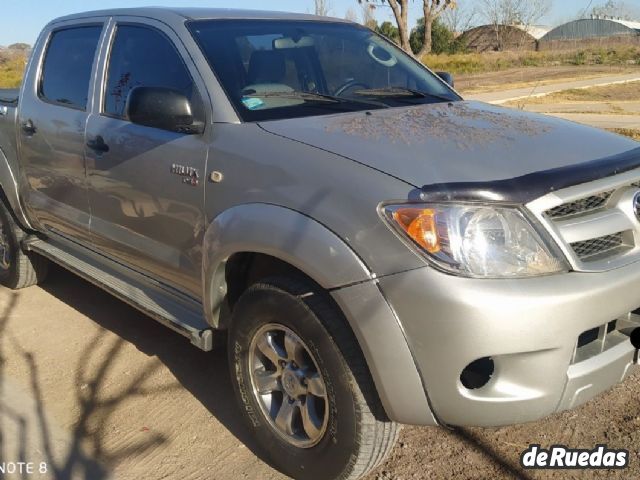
[241,97,265,110]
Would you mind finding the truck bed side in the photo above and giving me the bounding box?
[0,89,19,158]
[0,89,30,228]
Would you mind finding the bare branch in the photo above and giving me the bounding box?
[592,0,640,20]
[478,0,551,51]
[314,0,332,16]
[345,7,359,22]
[442,0,477,34]
[360,2,378,28]
[480,0,551,27]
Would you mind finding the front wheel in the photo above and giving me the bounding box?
[228,277,399,480]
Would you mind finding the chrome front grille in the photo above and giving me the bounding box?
[570,232,626,260]
[544,191,613,219]
[527,167,640,272]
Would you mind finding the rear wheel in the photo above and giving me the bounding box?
[0,200,48,289]
[228,277,399,480]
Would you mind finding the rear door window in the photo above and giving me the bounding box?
[40,26,103,110]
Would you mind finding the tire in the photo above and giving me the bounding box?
[0,199,48,289]
[228,276,399,480]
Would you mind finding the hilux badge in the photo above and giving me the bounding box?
[634,192,640,221]
[171,164,200,186]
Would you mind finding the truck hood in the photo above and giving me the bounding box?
[258,101,640,198]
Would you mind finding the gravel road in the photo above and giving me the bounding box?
[1,265,639,480]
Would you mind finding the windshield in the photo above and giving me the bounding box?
[188,19,460,122]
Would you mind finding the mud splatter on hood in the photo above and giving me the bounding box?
[259,101,638,187]
[326,101,553,149]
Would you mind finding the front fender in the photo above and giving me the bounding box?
[201,203,437,425]
[0,146,31,229]
[202,203,373,326]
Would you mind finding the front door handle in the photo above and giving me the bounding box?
[87,135,109,154]
[21,119,37,135]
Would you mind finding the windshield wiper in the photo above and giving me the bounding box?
[353,87,453,102]
[243,91,341,103]
[243,90,389,108]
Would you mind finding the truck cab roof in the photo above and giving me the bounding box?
[51,7,350,25]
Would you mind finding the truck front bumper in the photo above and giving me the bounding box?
[376,263,640,427]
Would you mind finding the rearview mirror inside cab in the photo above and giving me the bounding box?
[273,36,315,49]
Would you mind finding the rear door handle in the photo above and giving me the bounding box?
[87,135,109,154]
[21,119,36,135]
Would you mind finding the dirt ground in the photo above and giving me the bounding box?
[501,81,640,137]
[1,265,640,480]
[504,81,640,115]
[507,81,640,104]
[455,65,640,94]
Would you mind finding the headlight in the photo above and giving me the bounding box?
[382,203,567,278]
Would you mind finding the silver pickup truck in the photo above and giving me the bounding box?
[1,8,639,480]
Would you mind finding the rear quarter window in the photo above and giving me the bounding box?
[39,26,103,110]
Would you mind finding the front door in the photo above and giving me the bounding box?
[19,23,104,240]
[85,21,210,298]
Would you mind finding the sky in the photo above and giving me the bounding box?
[0,0,634,46]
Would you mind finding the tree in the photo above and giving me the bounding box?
[315,0,332,16]
[377,21,400,43]
[360,2,379,29]
[8,43,30,51]
[479,0,551,50]
[441,0,476,35]
[480,0,551,28]
[410,17,465,54]
[592,0,640,20]
[358,0,457,56]
[344,7,359,22]
[418,0,458,56]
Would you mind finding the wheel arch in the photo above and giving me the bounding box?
[202,203,373,329]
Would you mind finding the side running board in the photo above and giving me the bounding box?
[24,236,214,351]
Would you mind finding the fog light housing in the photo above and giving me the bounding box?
[460,357,494,390]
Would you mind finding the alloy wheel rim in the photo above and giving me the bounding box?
[0,221,11,271]
[248,323,329,448]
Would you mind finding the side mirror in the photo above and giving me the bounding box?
[125,86,204,134]
[436,71,454,88]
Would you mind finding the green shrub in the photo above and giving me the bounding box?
[410,18,467,55]
[570,51,587,65]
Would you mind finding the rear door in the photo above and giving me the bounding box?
[18,21,105,240]
[85,19,211,298]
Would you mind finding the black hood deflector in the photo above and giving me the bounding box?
[419,146,640,204]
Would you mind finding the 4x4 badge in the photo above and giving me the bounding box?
[171,164,200,187]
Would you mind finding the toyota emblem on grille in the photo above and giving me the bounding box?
[634,192,640,221]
